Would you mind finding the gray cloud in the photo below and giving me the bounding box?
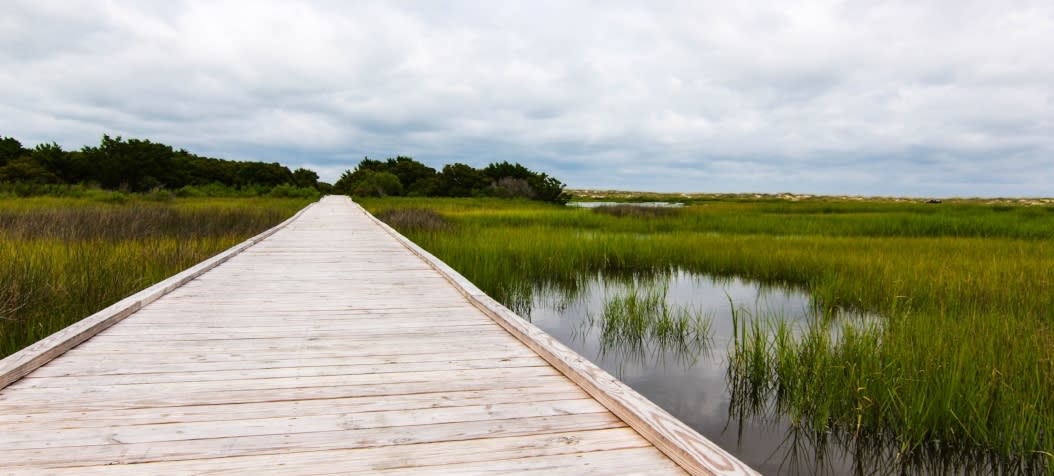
[2,0,1052,197]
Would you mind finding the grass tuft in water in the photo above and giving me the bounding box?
[587,280,712,367]
[727,304,1052,474]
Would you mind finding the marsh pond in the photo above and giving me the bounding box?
[519,271,856,474]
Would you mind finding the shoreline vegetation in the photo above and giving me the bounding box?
[362,195,1053,474]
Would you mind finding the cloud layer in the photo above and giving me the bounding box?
[3,1,1052,196]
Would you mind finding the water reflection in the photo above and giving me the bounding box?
[577,277,714,373]
[566,201,685,208]
[517,270,1044,474]
[724,415,1050,476]
[523,270,854,474]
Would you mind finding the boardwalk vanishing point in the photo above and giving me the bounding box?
[0,196,756,475]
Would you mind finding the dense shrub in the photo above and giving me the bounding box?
[335,157,569,204]
[268,184,322,199]
[335,170,404,197]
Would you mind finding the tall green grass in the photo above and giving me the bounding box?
[727,307,1052,473]
[0,196,311,358]
[586,280,712,366]
[361,196,1054,472]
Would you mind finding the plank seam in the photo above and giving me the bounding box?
[0,417,632,470]
[352,196,758,476]
[0,200,320,390]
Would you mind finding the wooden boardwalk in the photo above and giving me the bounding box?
[0,196,755,475]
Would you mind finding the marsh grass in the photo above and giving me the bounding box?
[361,196,1054,472]
[727,303,1053,473]
[585,280,713,367]
[0,196,310,358]
[374,207,449,232]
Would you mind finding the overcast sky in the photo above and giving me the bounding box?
[2,1,1052,197]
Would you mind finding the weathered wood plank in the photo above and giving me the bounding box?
[1,429,656,475]
[0,399,610,450]
[17,357,549,388]
[28,353,546,378]
[0,387,589,429]
[0,375,578,414]
[101,318,491,331]
[54,341,539,362]
[85,324,503,342]
[362,447,686,475]
[47,338,524,356]
[0,414,628,469]
[0,366,563,401]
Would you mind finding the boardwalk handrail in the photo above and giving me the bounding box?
[0,200,319,390]
[355,198,758,476]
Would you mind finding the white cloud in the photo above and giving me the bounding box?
[1,0,1052,196]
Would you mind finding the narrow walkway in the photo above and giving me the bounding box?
[0,196,751,475]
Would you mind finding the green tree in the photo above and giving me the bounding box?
[291,168,320,188]
[407,175,446,197]
[79,135,182,191]
[0,137,26,167]
[385,156,437,193]
[0,157,60,184]
[440,163,491,197]
[482,161,533,181]
[528,173,571,204]
[0,134,326,195]
[29,143,73,183]
[182,153,237,186]
[354,157,385,172]
[335,169,403,197]
[334,158,379,193]
[234,162,294,187]
[341,156,438,195]
[482,160,569,204]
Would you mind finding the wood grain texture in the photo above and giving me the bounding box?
[359,199,759,476]
[2,414,630,469]
[2,429,657,475]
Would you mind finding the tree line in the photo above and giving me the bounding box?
[0,134,568,203]
[334,157,569,204]
[0,135,320,194]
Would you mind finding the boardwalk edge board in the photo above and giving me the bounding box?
[354,197,758,476]
[0,201,320,390]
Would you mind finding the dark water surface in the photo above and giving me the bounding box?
[521,271,856,475]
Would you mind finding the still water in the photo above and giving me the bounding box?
[566,201,684,208]
[521,271,853,475]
